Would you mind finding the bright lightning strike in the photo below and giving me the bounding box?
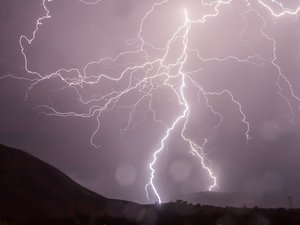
[2,0,300,204]
[258,0,300,17]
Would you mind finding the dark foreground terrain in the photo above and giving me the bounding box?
[0,144,299,225]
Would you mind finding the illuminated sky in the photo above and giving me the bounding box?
[0,0,300,204]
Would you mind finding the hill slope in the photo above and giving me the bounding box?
[0,144,146,225]
[174,191,299,208]
[1,143,299,225]
[0,144,110,217]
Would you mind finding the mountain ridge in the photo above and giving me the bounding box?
[0,143,300,225]
[0,143,146,223]
[173,190,298,208]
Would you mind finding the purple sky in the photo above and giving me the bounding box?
[0,0,300,204]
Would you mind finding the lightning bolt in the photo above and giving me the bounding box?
[2,0,300,204]
[246,0,300,121]
[259,0,300,122]
[258,0,300,17]
[145,10,193,203]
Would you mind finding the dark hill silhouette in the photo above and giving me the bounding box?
[173,191,297,208]
[0,143,107,217]
[0,143,299,225]
[0,144,144,225]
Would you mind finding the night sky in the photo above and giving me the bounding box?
[0,0,300,205]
